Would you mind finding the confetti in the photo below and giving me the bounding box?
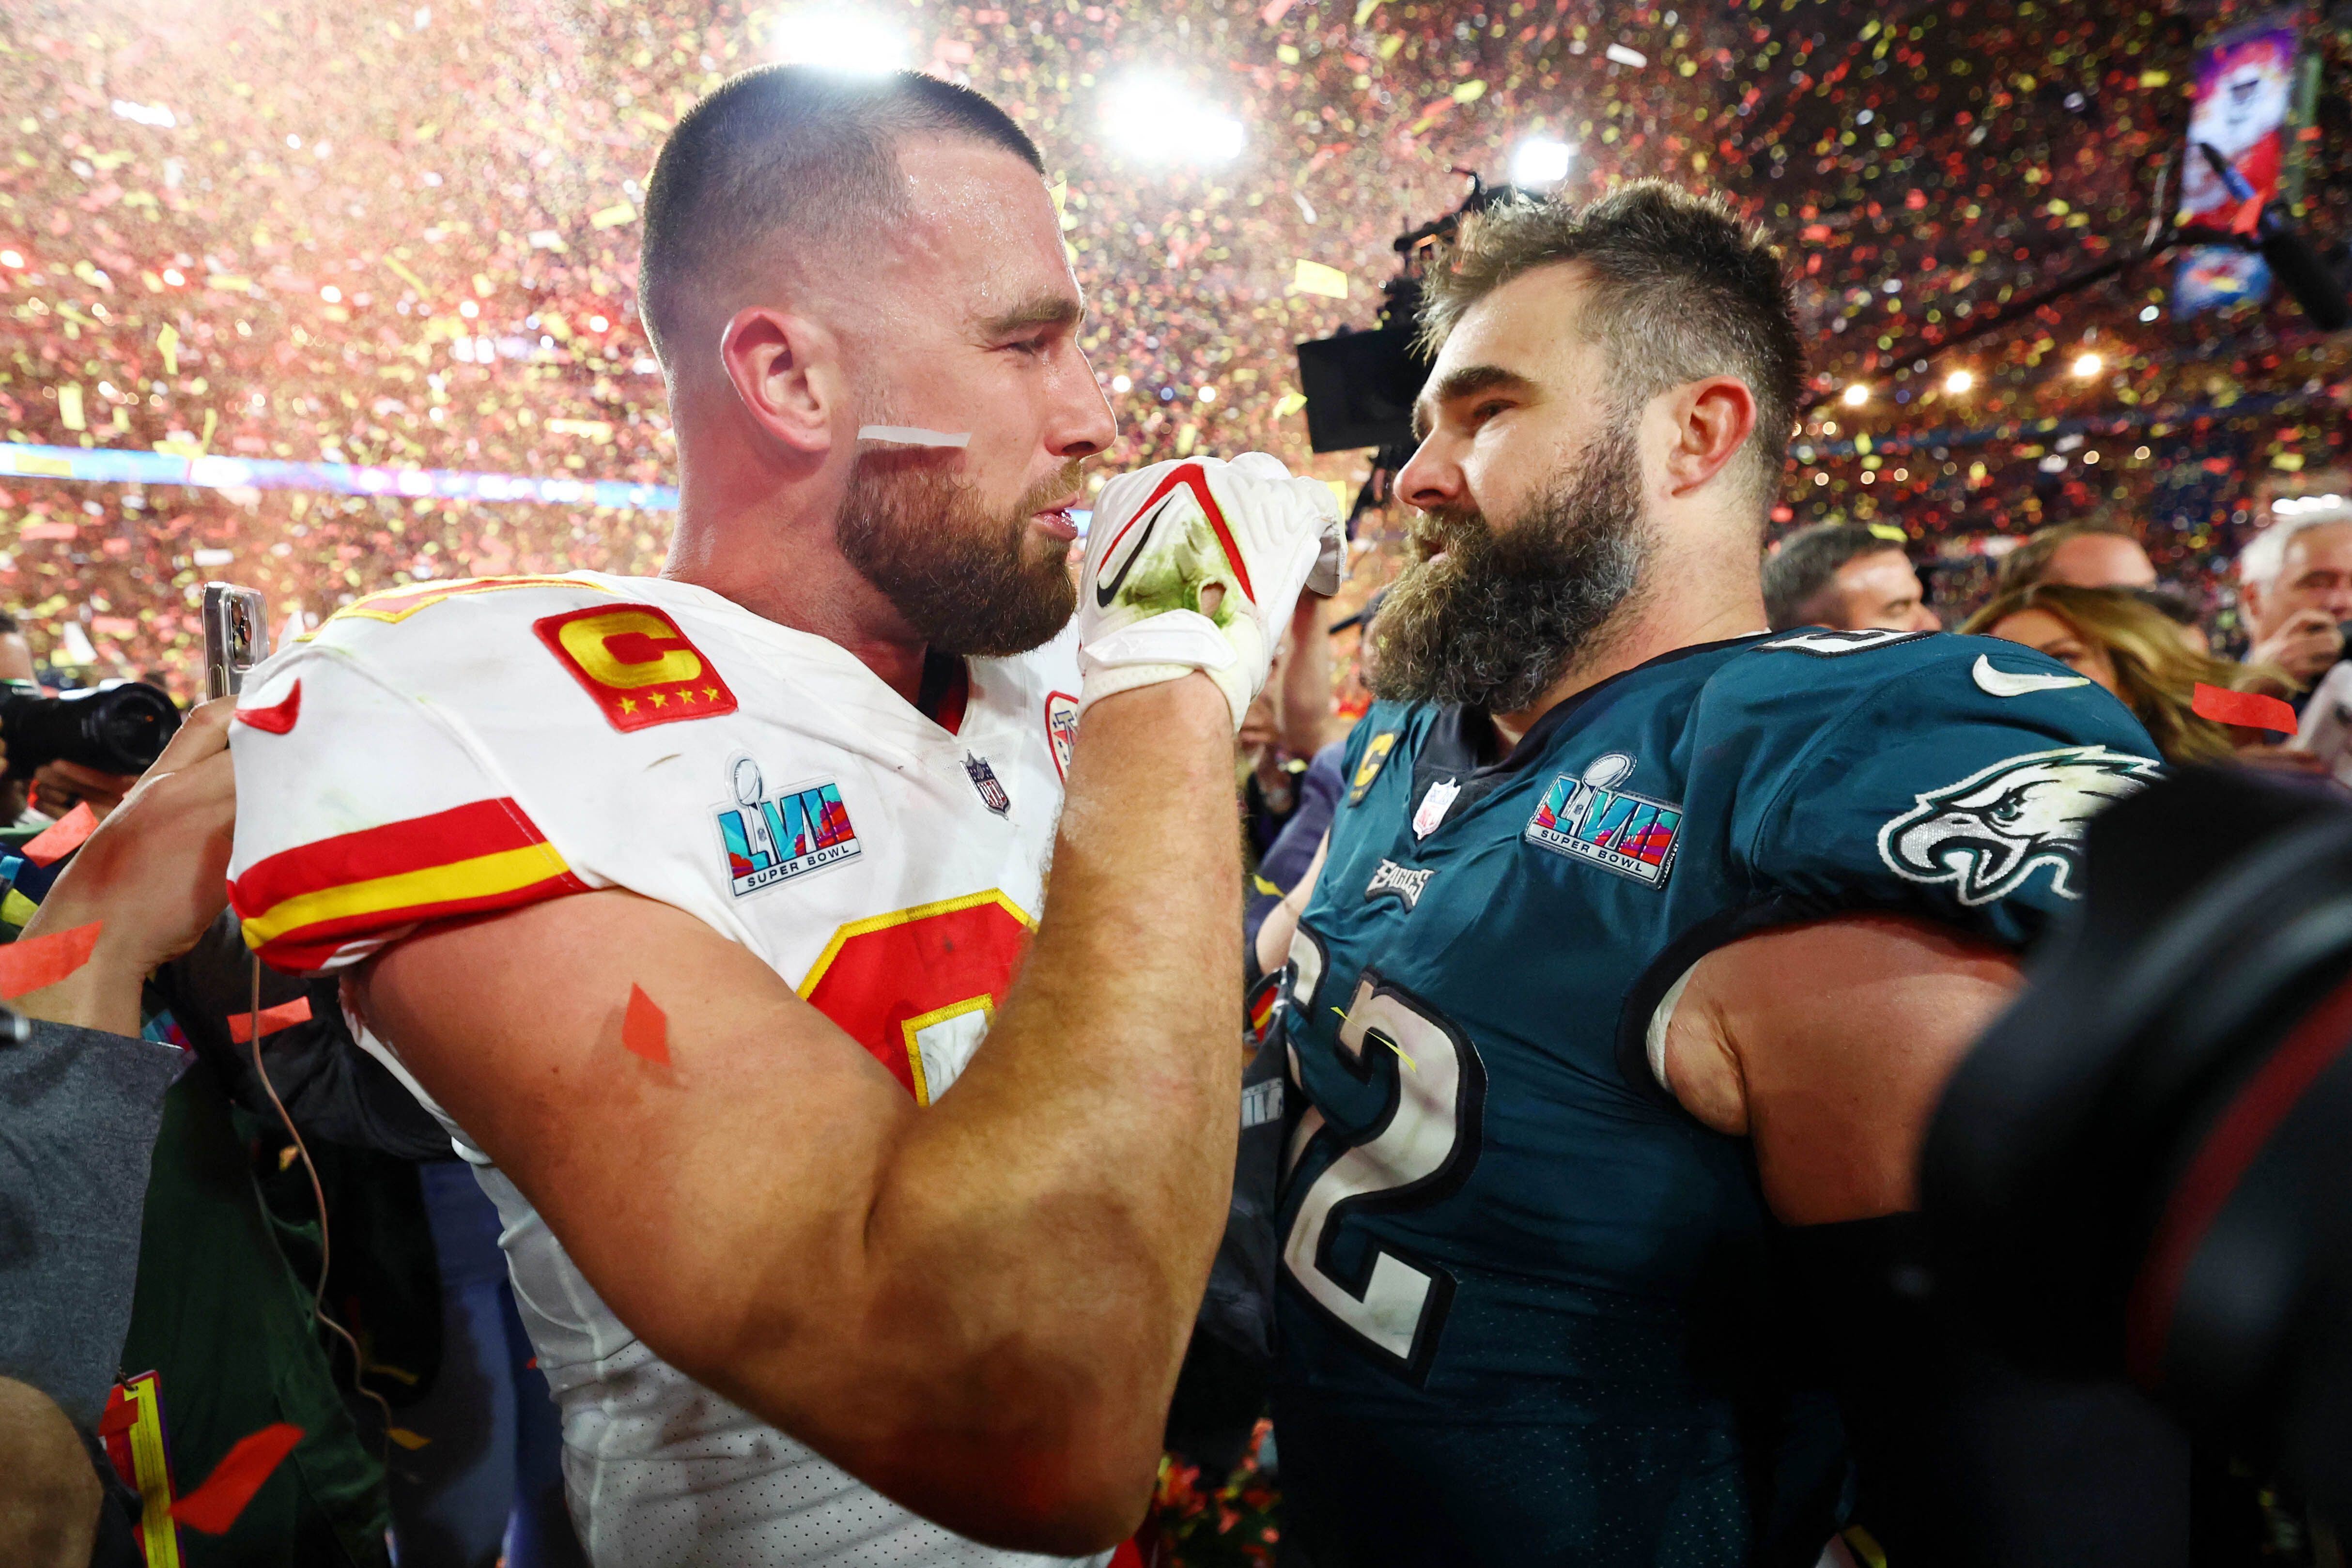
[228,994,314,1043]
[2193,683,2299,735]
[21,802,98,866]
[170,1423,305,1535]
[0,920,102,997]
[1604,43,1648,68]
[623,982,669,1065]
[1291,260,1350,300]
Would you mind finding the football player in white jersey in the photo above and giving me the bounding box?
[226,68,1341,1568]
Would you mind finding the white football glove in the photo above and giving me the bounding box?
[1076,452,1346,731]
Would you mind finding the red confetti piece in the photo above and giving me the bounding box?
[170,1422,303,1535]
[2193,683,2299,735]
[623,984,668,1065]
[21,802,97,866]
[228,995,313,1043]
[96,1394,138,1438]
[0,921,101,998]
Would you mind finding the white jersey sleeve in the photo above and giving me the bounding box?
[227,579,622,973]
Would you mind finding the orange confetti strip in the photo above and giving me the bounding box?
[2192,682,2299,735]
[623,983,668,1065]
[170,1422,304,1535]
[0,920,101,998]
[228,994,313,1043]
[21,801,97,866]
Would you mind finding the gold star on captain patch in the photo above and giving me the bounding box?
[678,688,696,703]
[704,687,720,701]
[649,691,668,707]
[619,697,638,714]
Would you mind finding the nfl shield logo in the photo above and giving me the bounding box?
[1045,691,1080,781]
[964,753,1012,815]
[1413,778,1461,839]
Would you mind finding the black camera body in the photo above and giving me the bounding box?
[0,681,183,777]
[1924,767,2352,1525]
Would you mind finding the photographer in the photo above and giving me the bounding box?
[2239,508,2352,690]
[0,701,232,1564]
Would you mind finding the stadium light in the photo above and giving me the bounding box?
[1101,77,1246,165]
[1841,383,1870,407]
[1943,369,1974,395]
[765,9,910,73]
[2072,351,2103,379]
[1510,138,1576,188]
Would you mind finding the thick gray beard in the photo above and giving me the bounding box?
[834,452,1078,658]
[1369,421,1653,714]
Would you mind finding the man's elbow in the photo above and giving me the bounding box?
[860,1429,1157,1555]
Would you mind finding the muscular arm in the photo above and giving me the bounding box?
[1659,914,2022,1225]
[361,677,1239,1552]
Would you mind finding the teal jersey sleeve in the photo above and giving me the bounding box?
[1739,632,2165,949]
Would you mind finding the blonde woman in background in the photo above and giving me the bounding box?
[1963,582,2313,769]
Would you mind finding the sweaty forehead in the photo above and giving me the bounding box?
[885,137,1075,330]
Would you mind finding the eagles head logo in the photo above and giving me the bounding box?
[1877,746,2162,906]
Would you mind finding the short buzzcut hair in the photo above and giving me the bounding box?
[637,66,1044,369]
[1763,522,1905,630]
[1417,180,1805,512]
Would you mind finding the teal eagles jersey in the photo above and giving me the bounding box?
[1269,627,2164,1568]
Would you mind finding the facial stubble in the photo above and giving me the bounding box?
[836,454,1082,658]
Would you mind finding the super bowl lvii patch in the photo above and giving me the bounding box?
[1525,753,1682,888]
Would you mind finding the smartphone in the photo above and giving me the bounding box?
[202,582,269,701]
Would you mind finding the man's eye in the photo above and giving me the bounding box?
[1470,401,1508,424]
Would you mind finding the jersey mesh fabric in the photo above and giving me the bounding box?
[230,573,1102,1568]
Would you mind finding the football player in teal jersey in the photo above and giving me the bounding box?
[1257,184,2179,1567]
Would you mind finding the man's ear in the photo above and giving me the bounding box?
[1656,375,1758,499]
[717,306,842,459]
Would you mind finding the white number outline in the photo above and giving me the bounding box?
[1279,952,1487,1385]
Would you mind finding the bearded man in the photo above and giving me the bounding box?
[1252,185,2181,1567]
[226,67,1340,1566]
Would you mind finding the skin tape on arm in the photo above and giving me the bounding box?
[856,425,972,448]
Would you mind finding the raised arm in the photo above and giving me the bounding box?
[361,675,1239,1553]
[1658,913,2023,1225]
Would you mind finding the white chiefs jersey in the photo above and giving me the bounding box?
[226,571,1102,1568]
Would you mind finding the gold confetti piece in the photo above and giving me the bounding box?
[386,1428,432,1451]
[1452,79,1486,103]
[157,323,179,376]
[1353,0,1381,23]
[588,203,635,230]
[57,384,84,431]
[1388,1040,1417,1072]
[1273,391,1308,419]
[1291,259,1349,299]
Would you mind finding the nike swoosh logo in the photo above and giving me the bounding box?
[1972,654,2091,698]
[1096,493,1178,609]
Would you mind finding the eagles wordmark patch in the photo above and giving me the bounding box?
[1877,744,2162,906]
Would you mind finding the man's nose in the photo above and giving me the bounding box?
[1395,436,1461,514]
[1048,349,1116,460]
